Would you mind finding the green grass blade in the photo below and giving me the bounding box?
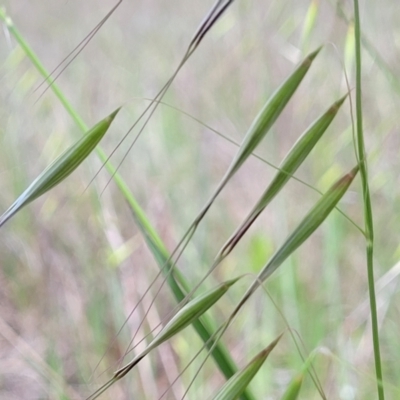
[220,95,347,257]
[0,108,120,227]
[0,10,251,396]
[212,334,282,400]
[236,166,359,307]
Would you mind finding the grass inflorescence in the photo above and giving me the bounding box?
[0,1,394,399]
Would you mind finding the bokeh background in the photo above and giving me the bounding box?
[0,0,400,399]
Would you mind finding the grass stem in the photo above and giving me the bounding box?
[353,1,384,398]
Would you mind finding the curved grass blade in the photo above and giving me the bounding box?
[220,94,348,258]
[0,12,251,398]
[87,278,240,399]
[0,108,120,227]
[212,334,282,400]
[232,166,359,315]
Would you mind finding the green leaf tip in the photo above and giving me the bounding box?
[307,45,323,62]
[212,334,282,400]
[333,165,359,190]
[333,93,348,110]
[224,276,242,287]
[258,332,283,356]
[350,164,360,178]
[0,108,120,228]
[107,107,121,123]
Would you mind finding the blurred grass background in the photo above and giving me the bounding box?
[0,0,400,399]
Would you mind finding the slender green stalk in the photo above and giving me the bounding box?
[353,1,384,398]
[0,8,86,131]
